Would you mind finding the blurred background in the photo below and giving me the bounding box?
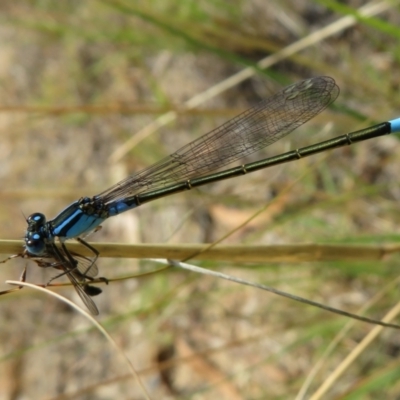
[1,1,400,399]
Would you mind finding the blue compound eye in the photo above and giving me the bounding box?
[27,213,46,229]
[25,233,46,256]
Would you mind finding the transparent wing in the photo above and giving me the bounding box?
[97,76,339,203]
[33,246,100,315]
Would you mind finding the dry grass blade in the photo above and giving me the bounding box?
[1,240,400,262]
[309,301,400,400]
[296,275,400,400]
[5,280,152,400]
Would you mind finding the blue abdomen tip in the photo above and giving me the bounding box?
[389,118,400,133]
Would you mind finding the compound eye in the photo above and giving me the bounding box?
[25,233,46,256]
[27,213,47,229]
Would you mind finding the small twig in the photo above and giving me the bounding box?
[162,259,400,330]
